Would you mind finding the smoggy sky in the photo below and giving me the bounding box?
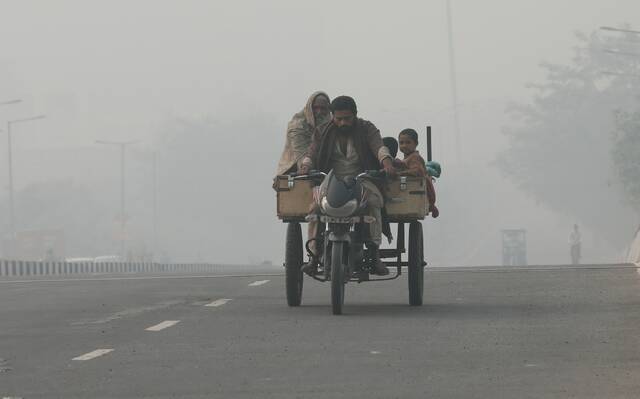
[1,1,639,264]
[2,0,638,155]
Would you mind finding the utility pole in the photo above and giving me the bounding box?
[6,115,46,240]
[96,140,139,261]
[446,0,462,162]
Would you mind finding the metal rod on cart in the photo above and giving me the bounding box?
[426,125,432,162]
[397,223,405,275]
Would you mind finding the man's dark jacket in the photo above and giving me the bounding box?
[305,118,388,173]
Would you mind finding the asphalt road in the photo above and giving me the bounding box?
[1,264,639,398]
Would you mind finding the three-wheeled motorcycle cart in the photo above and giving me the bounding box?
[275,171,430,314]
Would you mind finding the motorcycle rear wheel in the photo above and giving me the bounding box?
[408,221,424,306]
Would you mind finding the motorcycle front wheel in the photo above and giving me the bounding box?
[331,241,346,315]
[285,222,303,306]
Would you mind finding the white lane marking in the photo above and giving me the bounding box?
[370,351,381,355]
[249,279,270,287]
[145,320,180,331]
[205,298,232,307]
[72,349,114,361]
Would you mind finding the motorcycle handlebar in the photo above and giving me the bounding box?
[288,170,326,179]
[289,170,384,180]
[358,170,386,179]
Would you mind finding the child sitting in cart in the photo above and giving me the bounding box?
[394,129,439,218]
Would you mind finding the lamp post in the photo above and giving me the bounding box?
[5,115,46,240]
[446,0,462,162]
[602,48,640,58]
[600,26,640,35]
[0,99,22,106]
[598,26,640,78]
[96,140,139,260]
[599,26,640,56]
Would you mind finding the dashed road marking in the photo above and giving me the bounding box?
[249,280,270,287]
[205,298,232,307]
[370,351,381,355]
[0,358,11,373]
[145,320,180,331]
[72,349,114,361]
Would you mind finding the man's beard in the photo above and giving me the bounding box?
[337,124,355,136]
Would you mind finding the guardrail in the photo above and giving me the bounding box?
[0,259,230,277]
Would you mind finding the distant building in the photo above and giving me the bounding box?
[501,229,527,266]
[1,229,65,261]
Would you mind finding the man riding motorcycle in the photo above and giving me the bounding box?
[299,95,396,275]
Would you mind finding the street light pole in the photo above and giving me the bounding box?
[0,99,21,244]
[446,0,462,162]
[600,26,640,35]
[0,99,22,106]
[5,115,46,240]
[96,140,139,260]
[7,122,15,238]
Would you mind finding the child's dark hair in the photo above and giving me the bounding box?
[399,128,419,144]
[382,137,398,158]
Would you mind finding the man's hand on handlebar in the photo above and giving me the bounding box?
[382,158,397,178]
[298,164,310,175]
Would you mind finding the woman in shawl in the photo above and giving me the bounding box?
[276,91,331,175]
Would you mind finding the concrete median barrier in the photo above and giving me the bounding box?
[0,260,277,278]
[627,226,640,264]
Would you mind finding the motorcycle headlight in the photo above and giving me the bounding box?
[321,197,358,217]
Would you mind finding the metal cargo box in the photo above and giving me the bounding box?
[275,175,314,221]
[384,176,429,221]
